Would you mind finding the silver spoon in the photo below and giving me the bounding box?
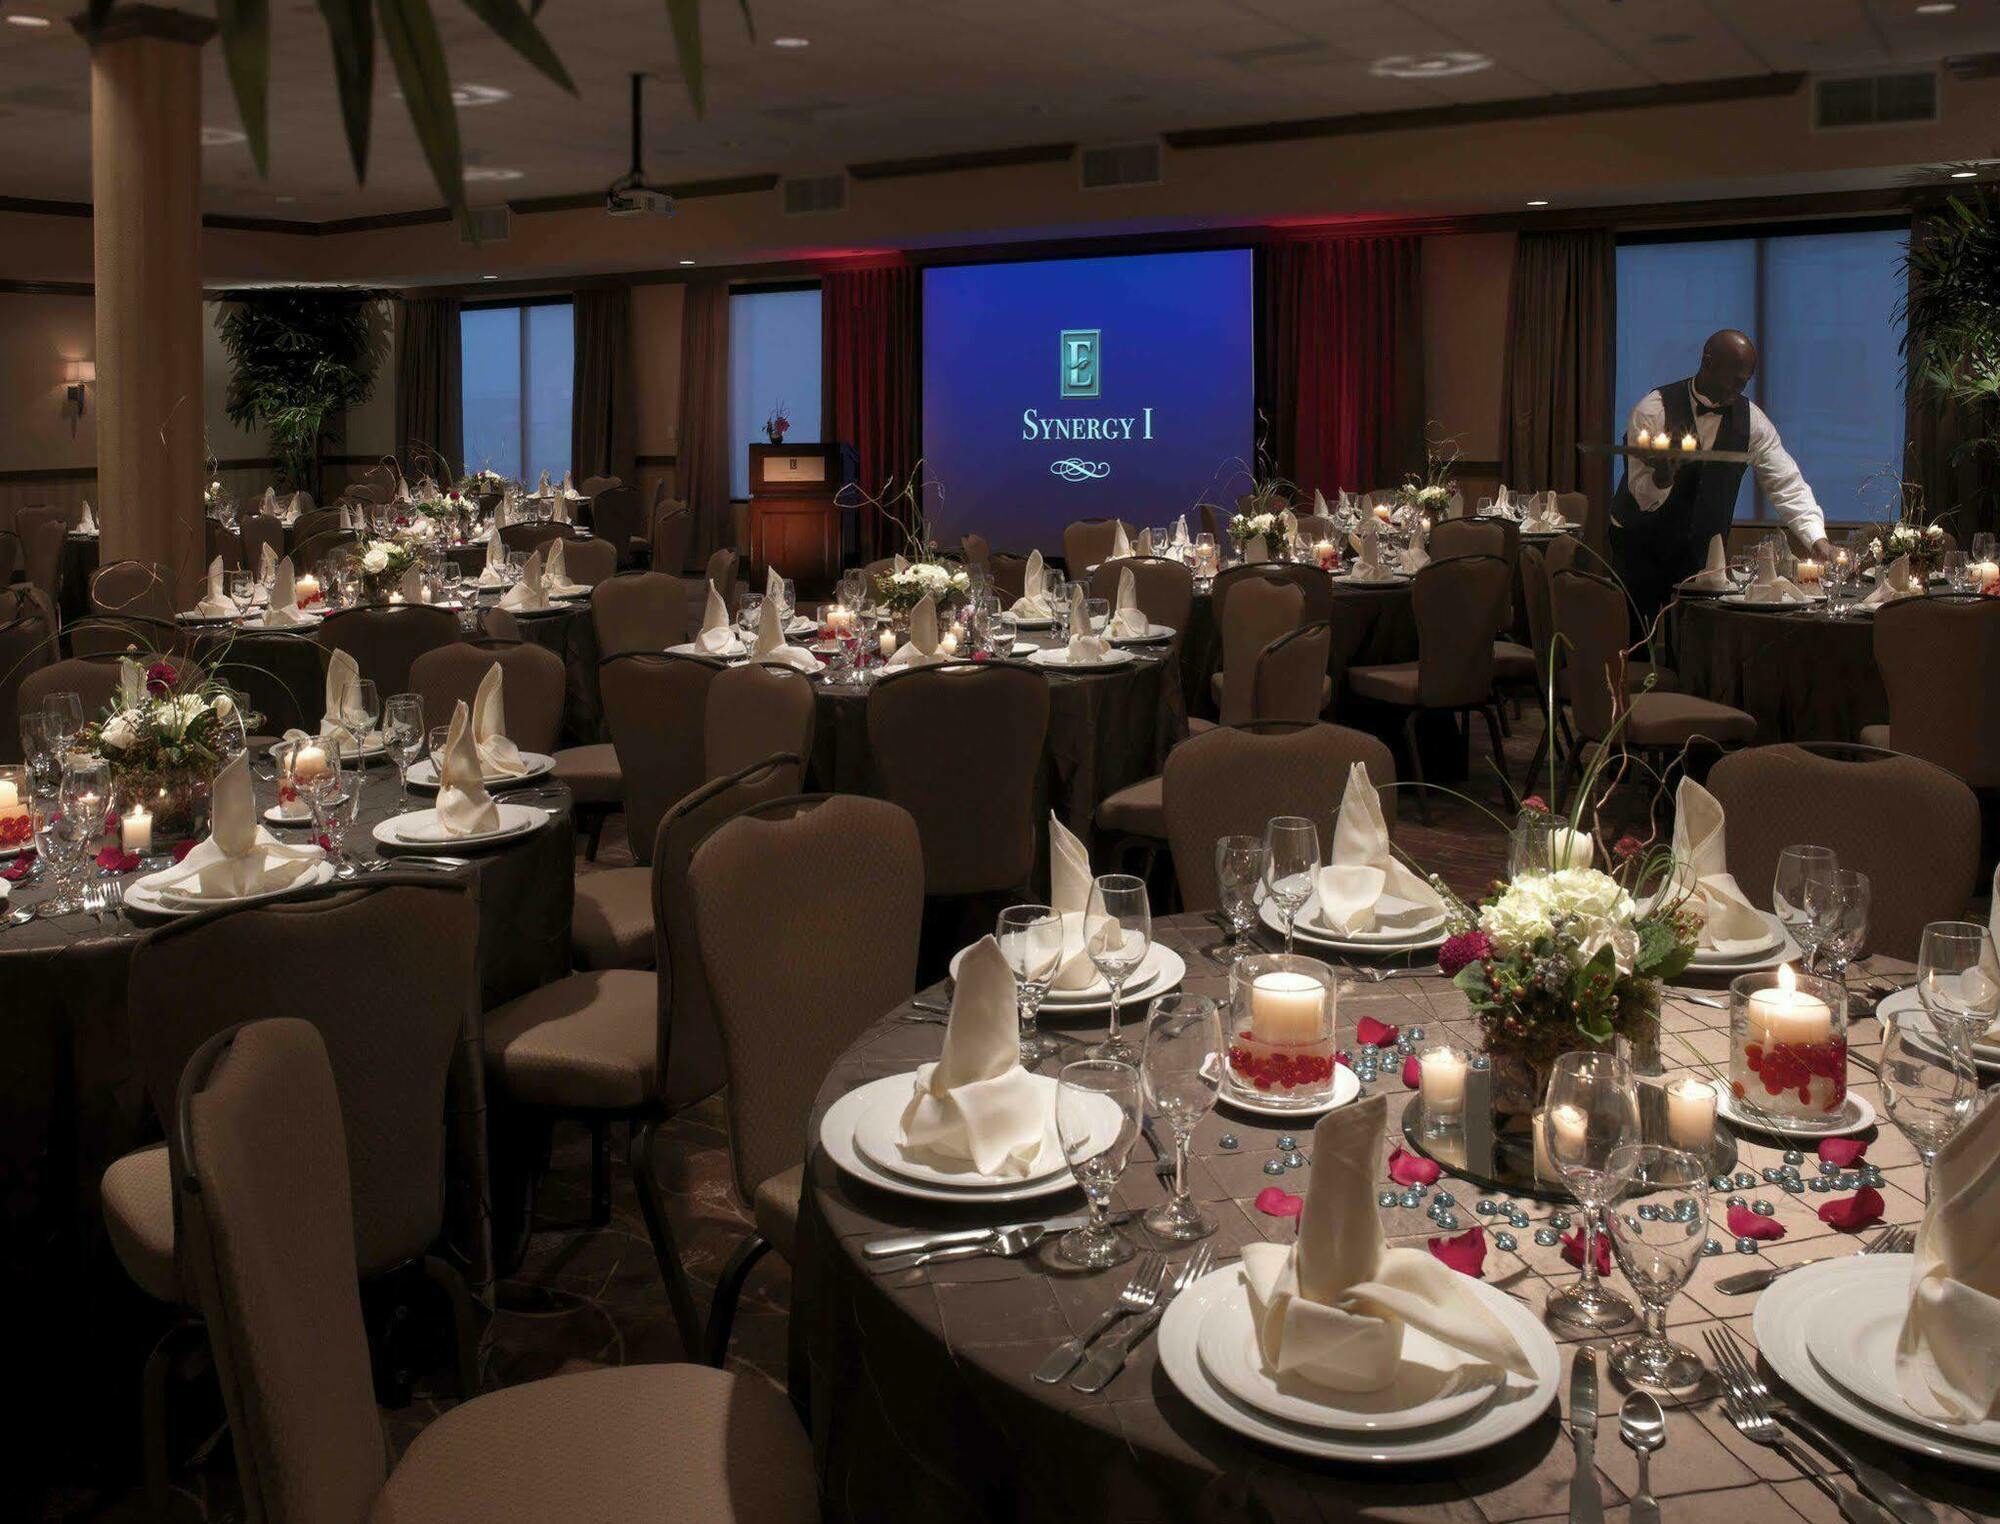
[1619,1390,1665,1524]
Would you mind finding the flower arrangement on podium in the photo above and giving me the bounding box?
[764,402,791,445]
[82,658,256,851]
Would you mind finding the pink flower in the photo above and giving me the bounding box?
[1355,1016,1399,1049]
[1817,1138,1867,1168]
[1437,929,1493,976]
[1613,834,1644,862]
[1818,1188,1885,1233]
[1254,1186,1304,1219]
[1520,795,1548,813]
[1561,1225,1613,1274]
[1428,1225,1488,1278]
[1726,1203,1786,1241]
[1387,1146,1441,1187]
[144,660,180,696]
[1401,1054,1421,1089]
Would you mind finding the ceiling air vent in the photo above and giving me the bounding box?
[1814,70,1938,129]
[782,173,847,216]
[459,204,511,244]
[1080,141,1162,191]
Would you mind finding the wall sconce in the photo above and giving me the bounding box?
[64,359,95,434]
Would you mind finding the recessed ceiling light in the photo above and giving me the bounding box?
[1951,168,1978,178]
[482,274,499,280]
[5,13,53,27]
[1916,3,1957,13]
[1369,51,1492,80]
[201,125,247,147]
[773,36,810,49]
[463,167,524,182]
[679,259,696,266]
[1527,199,1550,207]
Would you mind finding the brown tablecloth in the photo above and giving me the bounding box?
[797,917,1986,1524]
[1674,597,1888,744]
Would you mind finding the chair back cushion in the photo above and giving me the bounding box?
[499,522,578,554]
[241,513,287,573]
[1551,568,1627,741]
[1412,555,1507,707]
[1219,577,1304,726]
[989,554,1029,604]
[591,571,691,657]
[1253,622,1331,724]
[315,604,460,698]
[91,559,177,625]
[704,664,816,779]
[1086,555,1196,636]
[600,653,718,865]
[1873,599,2000,788]
[587,486,646,565]
[1518,543,1555,685]
[1062,519,1128,574]
[211,633,325,735]
[703,547,739,606]
[409,641,565,754]
[20,656,122,725]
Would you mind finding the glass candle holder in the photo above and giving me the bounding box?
[1224,953,1339,1110]
[1418,1043,1469,1135]
[0,762,30,854]
[1728,966,1848,1125]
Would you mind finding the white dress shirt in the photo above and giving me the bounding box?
[1625,386,1826,548]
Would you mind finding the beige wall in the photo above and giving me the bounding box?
[0,290,96,473]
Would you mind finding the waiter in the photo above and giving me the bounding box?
[1609,328,1830,629]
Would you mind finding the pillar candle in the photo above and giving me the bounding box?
[879,629,897,660]
[292,744,329,784]
[1747,965,1833,1048]
[0,779,23,822]
[1545,1102,1589,1169]
[1249,971,1325,1046]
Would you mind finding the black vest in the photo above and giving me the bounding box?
[1610,378,1751,568]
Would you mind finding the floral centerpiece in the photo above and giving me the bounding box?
[855,462,973,621]
[875,558,971,614]
[1228,477,1295,562]
[203,478,226,513]
[1394,436,1460,520]
[83,658,255,851]
[357,537,418,601]
[764,402,790,445]
[463,468,506,497]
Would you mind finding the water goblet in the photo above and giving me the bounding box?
[1772,844,1837,969]
[1726,556,1754,594]
[426,724,453,778]
[1803,869,1870,982]
[41,691,85,759]
[1542,1047,1642,1335]
[997,903,1063,1066]
[1140,993,1222,1242]
[1084,597,1110,635]
[1212,835,1264,961]
[1054,1059,1142,1269]
[1261,816,1319,953]
[1085,873,1151,1065]
[1880,1005,1976,1195]
[30,792,85,914]
[382,693,426,808]
[344,679,381,758]
[1915,920,2000,1057]
[295,735,348,863]
[1603,1144,1711,1394]
[20,711,57,797]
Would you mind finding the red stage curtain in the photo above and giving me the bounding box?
[822,262,919,559]
[1262,235,1425,499]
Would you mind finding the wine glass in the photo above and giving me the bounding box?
[1603,1144,1711,1393]
[1880,1006,1977,1195]
[1915,920,2000,1058]
[997,903,1064,1067]
[1726,555,1754,594]
[1804,869,1870,983]
[1139,993,1222,1243]
[41,691,85,759]
[382,693,426,809]
[1262,816,1319,953]
[1054,1058,1142,1268]
[1085,874,1151,1065]
[296,735,349,866]
[1212,835,1264,962]
[1542,1047,1642,1335]
[19,712,56,798]
[345,679,381,758]
[1772,844,1837,969]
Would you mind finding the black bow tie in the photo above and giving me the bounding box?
[1694,402,1725,417]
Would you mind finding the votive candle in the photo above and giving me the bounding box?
[121,803,152,854]
[1665,1075,1716,1152]
[1680,433,1699,452]
[879,629,896,660]
[0,778,23,822]
[1547,1102,1589,1167]
[1418,1045,1468,1120]
[292,744,329,783]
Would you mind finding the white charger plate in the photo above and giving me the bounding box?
[1720,591,1824,608]
[669,637,749,658]
[372,801,548,850]
[1026,646,1135,673]
[1257,894,1448,955]
[1876,986,2000,1071]
[1108,623,1176,646]
[1687,911,1797,971]
[946,934,1186,1013]
[1195,1271,1503,1431]
[818,1073,1085,1205]
[1159,1266,1559,1462]
[241,611,323,631]
[1218,1060,1361,1120]
[1756,1257,2000,1473]
[127,857,336,917]
[1717,1087,1876,1139]
[850,1072,1124,1190]
[405,752,555,790]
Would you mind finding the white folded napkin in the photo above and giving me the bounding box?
[537,471,552,496]
[1314,864,1389,936]
[1495,485,1512,514]
[471,663,529,777]
[77,500,98,534]
[1065,585,1110,664]
[1010,551,1053,619]
[893,553,909,575]
[1173,515,1190,547]
[543,537,585,596]
[145,752,322,902]
[1746,562,1810,604]
[286,491,306,522]
[398,565,425,604]
[1348,516,1386,579]
[195,556,237,618]
[1135,529,1154,557]
[499,547,550,612]
[1049,812,1116,991]
[262,486,278,515]
[1862,555,1921,607]
[321,649,374,749]
[479,528,508,587]
[697,580,741,655]
[752,593,821,672]
[119,656,146,708]
[1329,762,1446,920]
[1241,1097,1534,1392]
[886,595,946,668]
[261,557,312,628]
[1401,523,1430,574]
[765,564,786,609]
[434,699,501,837]
[1109,568,1149,640]
[257,542,278,585]
[1243,531,1270,564]
[1682,535,1732,593]
[1664,777,1769,953]
[1314,488,1331,517]
[1110,522,1132,561]
[897,935,1048,1178]
[1522,492,1560,530]
[1897,1094,2000,1423]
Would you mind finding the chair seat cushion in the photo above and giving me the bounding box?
[484,971,659,1111]
[102,1145,180,1304]
[371,1363,816,1524]
[1096,774,1165,838]
[1493,641,1538,683]
[1629,660,1679,693]
[754,1164,804,1264]
[551,744,623,806]
[1624,692,1757,748]
[572,867,656,971]
[1347,662,1422,706]
[1859,723,1892,750]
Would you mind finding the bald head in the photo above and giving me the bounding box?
[1696,329,1758,405]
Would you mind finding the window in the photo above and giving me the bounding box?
[1615,225,1908,524]
[729,286,822,499]
[461,300,574,483]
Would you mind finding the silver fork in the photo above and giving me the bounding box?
[100,877,126,927]
[1071,1242,1216,1392]
[1712,1223,1912,1296]
[1032,1252,1166,1384]
[82,880,108,926]
[1703,1328,1931,1524]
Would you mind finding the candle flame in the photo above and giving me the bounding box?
[1777,963,1797,996]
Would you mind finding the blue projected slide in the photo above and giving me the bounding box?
[921,250,1255,552]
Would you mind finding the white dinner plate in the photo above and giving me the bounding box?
[1335,571,1410,586]
[1686,912,1797,971]
[1256,894,1448,955]
[1218,1060,1361,1120]
[1875,986,2000,1071]
[818,1073,1086,1206]
[1717,1087,1876,1140]
[262,795,346,826]
[849,1072,1121,1190]
[1719,592,1824,608]
[947,933,1186,1012]
[127,857,337,917]
[1108,623,1176,646]
[372,801,549,850]
[241,611,323,631]
[177,609,243,626]
[669,637,749,659]
[1195,1271,1504,1432]
[1756,1258,2000,1473]
[1025,646,1135,673]
[405,752,556,790]
[1159,1266,1559,1463]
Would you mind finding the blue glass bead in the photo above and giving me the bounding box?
[1275,1135,1297,1152]
[1725,1194,1747,1210]
[1710,1176,1734,1193]
[1475,1199,1500,1216]
[1752,1199,1776,1217]
[1782,1180,1805,1194]
[1733,1172,1757,1190]
[1470,1054,1489,1071]
[1735,1237,1759,1254]
[1551,1211,1572,1231]
[1702,1238,1724,1256]
[1218,1134,1240,1151]
[1437,1214,1461,1231]
[1809,1178,1831,1193]
[1838,1173,1862,1191]
[1400,1189,1423,1208]
[1676,1200,1701,1222]
[1434,1191,1456,1208]
[1378,1191,1399,1208]
[1282,1151,1306,1169]
[1534,1228,1560,1247]
[1637,1203,1661,1222]
[1782,1149,1805,1165]
[1263,1159,1287,1176]
[1494,1231,1518,1252]
[1819,1159,1840,1175]
[1408,1026,1425,1042]
[1761,1168,1785,1184]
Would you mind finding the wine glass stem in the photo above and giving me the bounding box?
[1579,1212,1601,1293]
[1641,1300,1669,1350]
[1107,980,1122,1042]
[1284,907,1297,954]
[1173,1133,1190,1202]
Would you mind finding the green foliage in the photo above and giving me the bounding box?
[217,290,388,501]
[1902,188,2000,477]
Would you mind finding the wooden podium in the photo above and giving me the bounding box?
[748,443,846,595]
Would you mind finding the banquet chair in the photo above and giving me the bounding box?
[1292,513,1341,543]
[291,506,343,545]
[291,528,358,572]
[578,473,621,497]
[0,598,54,760]
[1349,555,1512,821]
[0,528,20,589]
[1211,573,1310,725]
[410,641,564,751]
[554,534,618,589]
[989,553,1030,604]
[1086,555,1196,637]
[1198,502,1224,545]
[18,655,123,723]
[317,603,460,697]
[1865,597,2000,789]
[1211,561,1335,630]
[1063,517,1132,573]
[480,607,524,642]
[960,531,991,569]
[27,516,70,613]
[91,558,178,626]
[1165,722,1397,912]
[240,511,286,573]
[639,499,692,574]
[1708,743,1979,960]
[1542,533,1588,577]
[175,1018,817,1524]
[705,546,739,606]
[105,883,480,1512]
[592,570,691,657]
[65,612,175,659]
[207,522,245,572]
[690,793,923,1363]
[500,521,580,554]
[868,662,1049,897]
[707,662,816,779]
[585,484,646,567]
[207,632,322,735]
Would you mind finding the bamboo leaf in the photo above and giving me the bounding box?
[663,0,705,117]
[316,0,376,183]
[459,0,577,95]
[377,0,466,213]
[216,0,272,176]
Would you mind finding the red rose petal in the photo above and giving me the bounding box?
[1726,1203,1786,1241]
[1,849,37,881]
[1401,1054,1422,1089]
[1817,1187,1885,1233]
[170,839,196,864]
[1428,1225,1488,1278]
[1356,1016,1399,1049]
[1561,1225,1613,1275]
[1387,1146,1442,1187]
[1817,1138,1867,1168]
[1254,1186,1304,1219]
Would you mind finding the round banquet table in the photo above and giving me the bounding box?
[1673,595,1888,744]
[793,916,1988,1524]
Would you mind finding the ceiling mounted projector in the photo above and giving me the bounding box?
[606,73,676,219]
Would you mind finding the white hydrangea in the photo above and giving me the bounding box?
[100,713,137,752]
[1480,867,1639,973]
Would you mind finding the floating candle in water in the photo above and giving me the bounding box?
[1249,971,1326,1046]
[1746,964,1833,1049]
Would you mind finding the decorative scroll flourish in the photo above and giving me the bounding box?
[1050,459,1111,482]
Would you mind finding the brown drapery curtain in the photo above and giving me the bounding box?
[570,285,636,486]
[395,296,462,477]
[676,283,734,562]
[822,262,919,560]
[1905,211,1999,537]
[1499,230,1616,535]
[1261,235,1424,497]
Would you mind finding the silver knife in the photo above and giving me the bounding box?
[863,1210,1125,1260]
[1568,1348,1603,1524]
[1070,1246,1214,1392]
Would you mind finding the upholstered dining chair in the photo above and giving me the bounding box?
[867,662,1049,897]
[989,553,1030,604]
[499,521,579,554]
[578,473,621,496]
[704,545,739,606]
[960,531,991,569]
[176,1017,817,1524]
[18,655,124,724]
[1062,517,1132,573]
[409,641,565,754]
[1349,554,1512,820]
[585,484,646,567]
[1211,561,1335,631]
[689,793,924,1363]
[552,534,617,589]
[641,497,691,574]
[1198,502,1224,545]
[706,662,816,780]
[1086,554,1196,637]
[239,512,286,574]
[591,570,691,657]
[1708,742,1979,960]
[0,596,55,759]
[1426,517,1506,563]
[1164,722,1397,912]
[1211,573,1308,726]
[21,512,66,615]
[207,631,323,736]
[0,528,21,591]
[1864,597,2000,789]
[316,603,459,697]
[104,883,480,1511]
[290,506,343,545]
[207,522,245,572]
[91,558,178,626]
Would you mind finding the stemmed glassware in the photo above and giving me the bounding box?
[1261,816,1319,954]
[996,903,1063,1067]
[1603,1144,1711,1393]
[1211,835,1265,962]
[34,757,108,915]
[1914,920,2000,1059]
[1054,1058,1142,1268]
[1139,993,1222,1242]
[1542,1047,1642,1336]
[296,735,350,866]
[345,679,381,758]
[382,693,426,808]
[1804,869,1870,982]
[1085,873,1152,1065]
[1880,1005,1977,1195]
[41,691,85,761]
[19,712,57,798]
[1772,844,1837,969]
